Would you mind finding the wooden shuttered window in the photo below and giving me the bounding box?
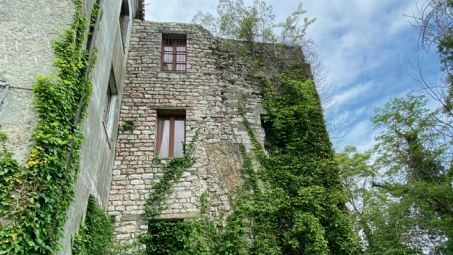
[156,113,186,158]
[161,34,187,72]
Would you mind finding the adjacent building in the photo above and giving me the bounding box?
[1,0,315,251]
[0,0,141,253]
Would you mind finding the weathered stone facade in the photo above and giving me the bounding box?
[62,1,140,253]
[108,20,265,242]
[0,0,74,163]
[1,1,141,253]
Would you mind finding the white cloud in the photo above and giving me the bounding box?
[337,120,377,152]
[303,0,420,87]
[330,82,373,109]
[145,0,217,23]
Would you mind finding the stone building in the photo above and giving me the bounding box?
[1,0,314,251]
[0,0,142,253]
[108,20,266,242]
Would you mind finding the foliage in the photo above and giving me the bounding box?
[413,5,453,252]
[373,94,447,182]
[73,196,115,255]
[338,94,453,254]
[120,120,134,132]
[144,220,193,255]
[140,2,358,254]
[371,94,453,253]
[0,131,20,218]
[144,129,199,219]
[0,0,95,253]
[335,2,453,253]
[335,146,374,245]
[247,71,360,254]
[336,146,423,254]
[416,0,453,129]
[192,0,315,56]
[142,218,220,255]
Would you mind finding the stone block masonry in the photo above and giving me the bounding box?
[108,20,265,242]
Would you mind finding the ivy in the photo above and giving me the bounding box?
[0,131,20,219]
[144,129,200,219]
[137,44,360,254]
[143,220,196,255]
[140,130,213,253]
[243,70,360,254]
[0,0,95,253]
[72,196,114,255]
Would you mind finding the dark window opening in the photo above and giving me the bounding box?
[161,34,187,72]
[145,219,189,255]
[156,110,186,158]
[103,85,113,124]
[0,80,9,111]
[119,0,130,50]
[103,69,118,138]
[86,0,102,53]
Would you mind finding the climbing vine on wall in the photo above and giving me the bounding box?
[0,0,95,253]
[243,69,360,254]
[0,131,20,221]
[72,196,114,255]
[139,47,360,254]
[140,129,218,254]
[144,129,200,219]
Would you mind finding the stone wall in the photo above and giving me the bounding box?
[61,1,140,253]
[108,20,265,242]
[0,0,74,163]
[0,0,139,253]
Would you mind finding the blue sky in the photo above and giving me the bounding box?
[145,0,442,152]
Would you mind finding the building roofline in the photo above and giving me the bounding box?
[136,0,145,20]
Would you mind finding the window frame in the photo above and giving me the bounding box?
[161,34,187,72]
[119,0,130,51]
[103,69,118,141]
[156,111,186,158]
[86,0,102,54]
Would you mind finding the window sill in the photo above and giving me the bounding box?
[157,155,185,160]
[160,69,186,73]
[157,71,187,79]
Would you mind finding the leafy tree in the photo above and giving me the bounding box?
[373,94,447,182]
[336,146,423,255]
[337,94,452,254]
[192,0,315,56]
[416,0,453,131]
[335,146,375,248]
[334,1,453,254]
[371,94,453,253]
[250,73,360,255]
